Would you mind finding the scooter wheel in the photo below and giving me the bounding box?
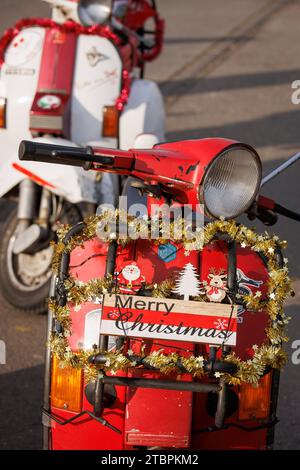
[0,206,52,314]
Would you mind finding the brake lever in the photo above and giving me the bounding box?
[247,201,278,226]
[251,195,300,223]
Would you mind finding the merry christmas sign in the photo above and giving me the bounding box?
[101,294,237,346]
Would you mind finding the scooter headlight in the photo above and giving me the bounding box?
[201,144,262,219]
[78,0,112,26]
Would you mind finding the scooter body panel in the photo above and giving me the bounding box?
[0,28,45,197]
[0,27,45,159]
[120,79,166,150]
[70,35,122,145]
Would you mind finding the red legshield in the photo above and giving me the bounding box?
[30,28,77,138]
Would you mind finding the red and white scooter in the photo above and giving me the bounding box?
[0,0,165,313]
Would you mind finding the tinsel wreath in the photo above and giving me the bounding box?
[49,211,293,385]
[0,18,130,111]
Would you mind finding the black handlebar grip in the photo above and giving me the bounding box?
[18,140,94,168]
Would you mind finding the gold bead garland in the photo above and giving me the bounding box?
[49,211,293,385]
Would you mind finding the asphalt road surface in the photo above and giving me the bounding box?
[0,0,300,450]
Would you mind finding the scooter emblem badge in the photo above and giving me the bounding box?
[86,47,108,67]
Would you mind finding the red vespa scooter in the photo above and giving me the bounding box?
[19,138,295,450]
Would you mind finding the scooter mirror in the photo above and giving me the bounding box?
[78,0,112,26]
[112,0,128,19]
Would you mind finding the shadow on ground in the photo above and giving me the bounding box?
[275,305,300,450]
[161,69,300,97]
[167,109,300,150]
[0,365,44,450]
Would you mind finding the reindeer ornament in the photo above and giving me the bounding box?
[204,269,228,303]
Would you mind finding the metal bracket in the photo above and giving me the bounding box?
[41,407,121,434]
[97,375,227,429]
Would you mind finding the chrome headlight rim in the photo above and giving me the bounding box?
[200,143,262,220]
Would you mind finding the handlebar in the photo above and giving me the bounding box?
[20,141,300,222]
[248,195,300,225]
[272,203,300,222]
[18,140,114,169]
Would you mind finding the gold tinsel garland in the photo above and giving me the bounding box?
[49,212,293,385]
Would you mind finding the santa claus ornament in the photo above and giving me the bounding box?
[115,261,146,294]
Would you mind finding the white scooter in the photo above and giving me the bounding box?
[0,0,165,313]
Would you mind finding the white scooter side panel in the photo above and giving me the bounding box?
[120,79,165,150]
[71,36,122,145]
[0,27,45,160]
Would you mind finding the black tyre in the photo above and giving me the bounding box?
[0,203,82,314]
[0,206,53,313]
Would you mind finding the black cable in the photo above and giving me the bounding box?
[41,408,121,434]
[194,417,279,434]
[274,203,300,221]
[221,303,235,351]
[69,253,106,269]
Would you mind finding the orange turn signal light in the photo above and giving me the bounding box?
[238,372,272,421]
[51,355,83,413]
[0,97,7,128]
[102,105,119,137]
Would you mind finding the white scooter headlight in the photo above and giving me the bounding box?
[201,145,262,219]
[78,0,112,26]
